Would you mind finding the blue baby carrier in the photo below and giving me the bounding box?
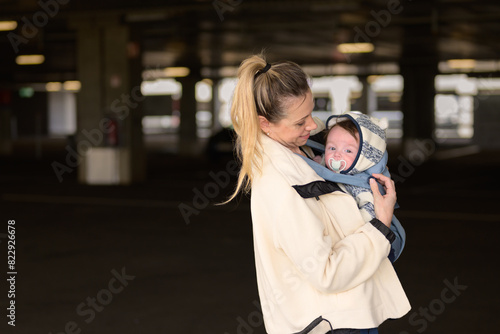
[298,113,406,263]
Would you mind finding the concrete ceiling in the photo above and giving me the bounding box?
[1,0,500,84]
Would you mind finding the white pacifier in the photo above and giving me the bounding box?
[328,158,347,173]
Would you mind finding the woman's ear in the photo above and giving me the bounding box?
[258,116,270,134]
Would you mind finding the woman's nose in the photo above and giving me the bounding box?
[306,116,317,131]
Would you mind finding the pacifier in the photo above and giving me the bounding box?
[328,158,347,173]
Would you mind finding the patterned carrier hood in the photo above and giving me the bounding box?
[325,112,387,175]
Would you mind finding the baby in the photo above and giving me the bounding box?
[318,112,389,223]
[307,112,404,262]
[324,119,359,174]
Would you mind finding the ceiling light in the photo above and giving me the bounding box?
[63,81,81,91]
[0,21,17,31]
[46,82,62,92]
[337,43,374,54]
[447,59,476,69]
[16,54,45,65]
[163,67,190,77]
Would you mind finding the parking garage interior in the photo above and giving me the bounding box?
[1,1,500,333]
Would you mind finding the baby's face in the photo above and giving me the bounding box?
[324,126,359,172]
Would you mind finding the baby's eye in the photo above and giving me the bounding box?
[328,147,336,151]
[345,149,352,153]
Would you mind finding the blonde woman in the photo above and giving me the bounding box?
[228,54,411,334]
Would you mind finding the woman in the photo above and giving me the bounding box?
[228,54,411,334]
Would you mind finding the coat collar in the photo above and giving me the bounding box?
[259,135,343,198]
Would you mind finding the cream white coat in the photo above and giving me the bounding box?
[250,134,411,334]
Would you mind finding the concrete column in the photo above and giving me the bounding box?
[127,29,146,183]
[0,107,12,156]
[178,74,201,156]
[0,90,12,156]
[359,76,377,115]
[400,63,437,140]
[474,95,500,149]
[399,24,438,158]
[211,79,223,133]
[74,17,145,185]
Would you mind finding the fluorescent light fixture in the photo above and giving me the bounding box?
[337,43,374,54]
[63,81,81,91]
[141,79,181,96]
[16,54,45,65]
[163,67,190,77]
[46,82,62,92]
[447,59,476,69]
[0,21,17,31]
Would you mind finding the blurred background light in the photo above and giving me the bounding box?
[19,86,34,98]
[447,59,476,69]
[46,82,62,92]
[0,20,17,31]
[163,67,190,77]
[195,80,212,102]
[16,54,45,65]
[337,43,374,53]
[141,79,181,97]
[63,81,81,91]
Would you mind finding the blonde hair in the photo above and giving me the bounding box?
[226,54,310,202]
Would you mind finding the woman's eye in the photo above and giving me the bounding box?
[297,122,305,126]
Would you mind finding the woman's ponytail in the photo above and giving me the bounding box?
[226,55,266,202]
[225,53,309,202]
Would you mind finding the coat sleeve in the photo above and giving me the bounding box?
[252,173,392,295]
[388,215,406,262]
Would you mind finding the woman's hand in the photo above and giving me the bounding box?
[369,173,397,228]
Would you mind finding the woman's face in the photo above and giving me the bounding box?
[265,90,317,153]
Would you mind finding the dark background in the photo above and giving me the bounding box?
[1,0,500,333]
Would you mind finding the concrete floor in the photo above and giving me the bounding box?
[0,139,499,334]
